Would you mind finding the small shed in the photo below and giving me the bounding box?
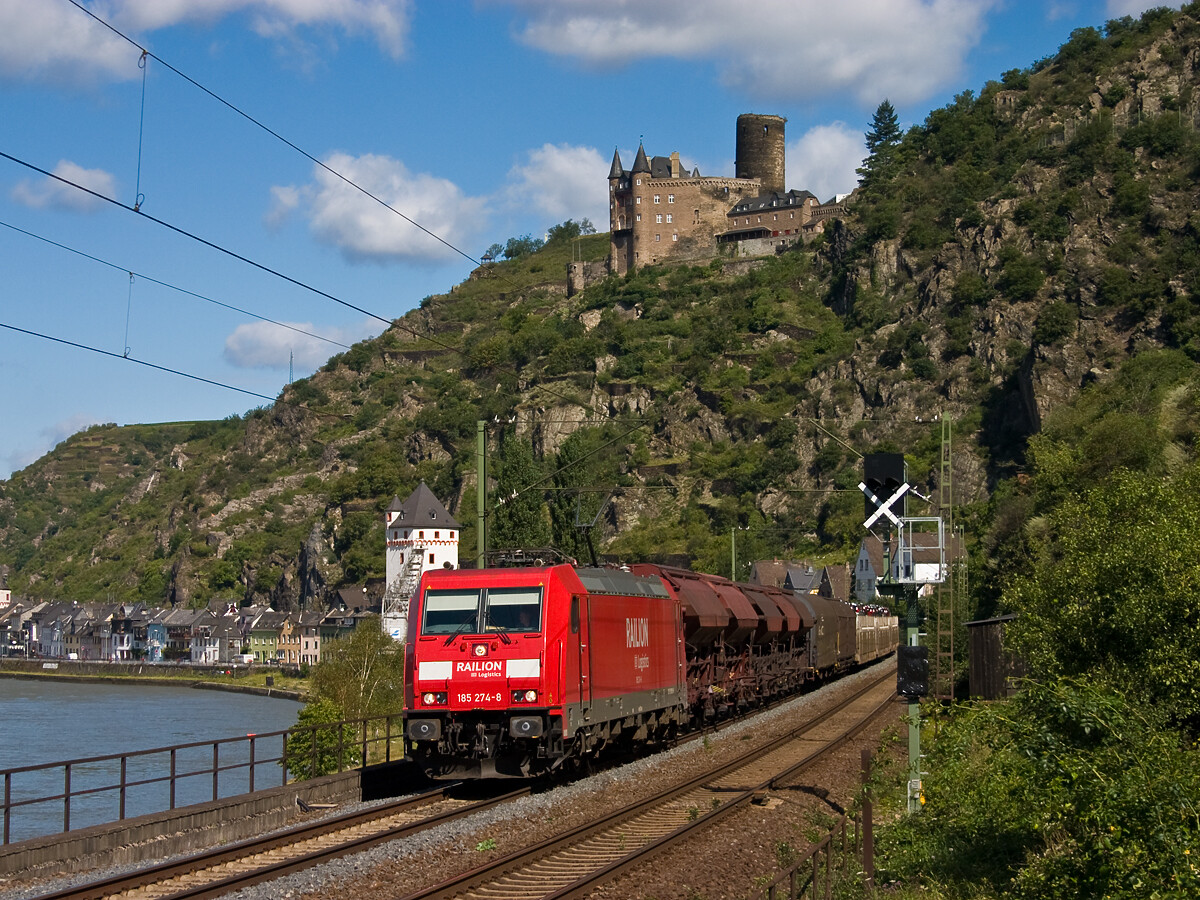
[965,613,1025,699]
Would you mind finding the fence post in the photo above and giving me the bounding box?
[4,771,10,845]
[170,748,177,809]
[249,736,256,793]
[120,756,127,821]
[862,748,874,892]
[63,763,71,834]
[212,743,219,802]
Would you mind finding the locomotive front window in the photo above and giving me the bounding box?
[421,589,481,635]
[484,587,542,632]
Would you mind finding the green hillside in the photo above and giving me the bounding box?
[3,5,1200,624]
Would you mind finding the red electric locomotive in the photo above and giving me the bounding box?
[403,562,898,779]
[403,564,687,778]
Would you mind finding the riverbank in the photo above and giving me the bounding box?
[0,659,308,701]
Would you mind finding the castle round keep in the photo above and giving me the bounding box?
[606,113,843,276]
[735,113,786,195]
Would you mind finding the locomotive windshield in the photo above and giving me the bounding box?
[484,586,542,632]
[421,589,481,635]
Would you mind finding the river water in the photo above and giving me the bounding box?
[0,678,303,844]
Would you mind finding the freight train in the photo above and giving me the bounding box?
[402,562,897,779]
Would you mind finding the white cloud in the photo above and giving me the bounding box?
[504,143,610,228]
[498,0,994,106]
[1105,0,1181,15]
[11,160,118,212]
[283,153,488,263]
[224,318,379,369]
[3,413,104,479]
[0,1,133,83]
[0,0,413,84]
[787,123,865,201]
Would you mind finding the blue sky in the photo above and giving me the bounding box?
[0,0,1173,479]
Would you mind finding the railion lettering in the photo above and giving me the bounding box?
[626,617,649,648]
[455,660,503,674]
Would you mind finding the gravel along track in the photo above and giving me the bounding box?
[262,663,900,900]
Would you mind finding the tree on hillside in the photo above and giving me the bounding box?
[490,431,552,550]
[857,99,902,186]
[1006,463,1200,729]
[503,233,544,259]
[545,218,596,244]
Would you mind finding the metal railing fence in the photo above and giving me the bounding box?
[2,711,405,845]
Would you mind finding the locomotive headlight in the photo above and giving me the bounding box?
[422,692,436,705]
[422,692,447,705]
[524,690,538,702]
[511,689,539,703]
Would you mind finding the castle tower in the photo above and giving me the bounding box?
[735,113,786,194]
[383,482,460,641]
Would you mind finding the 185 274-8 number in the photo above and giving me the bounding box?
[456,691,503,705]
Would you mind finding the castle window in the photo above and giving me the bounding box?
[665,213,672,223]
[636,213,641,222]
[672,233,678,241]
[653,195,660,204]
[694,209,700,223]
[668,194,675,203]
[435,531,439,539]
[655,234,661,242]
[429,553,435,564]
[655,214,662,223]
[636,178,641,185]
[773,214,778,221]
[636,197,641,204]
[419,531,424,539]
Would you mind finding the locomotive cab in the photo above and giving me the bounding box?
[405,575,557,777]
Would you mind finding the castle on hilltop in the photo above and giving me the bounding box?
[606,114,846,275]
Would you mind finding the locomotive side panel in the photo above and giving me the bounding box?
[577,590,684,724]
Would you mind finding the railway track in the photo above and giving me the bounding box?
[400,667,895,900]
[31,785,528,900]
[30,665,893,900]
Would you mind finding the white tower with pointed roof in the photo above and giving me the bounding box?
[382,483,461,641]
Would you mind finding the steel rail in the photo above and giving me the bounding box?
[401,666,896,900]
[30,785,530,900]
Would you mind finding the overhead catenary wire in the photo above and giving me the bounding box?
[0,219,353,351]
[62,0,522,290]
[0,320,353,422]
[25,2,713,479]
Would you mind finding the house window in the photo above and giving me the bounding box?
[404,530,409,538]
[419,531,424,539]
[435,531,439,539]
[665,214,672,223]
[655,234,661,242]
[429,553,435,564]
[668,194,675,203]
[655,214,662,223]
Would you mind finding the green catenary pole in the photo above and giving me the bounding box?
[476,420,486,568]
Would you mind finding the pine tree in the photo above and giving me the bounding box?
[857,99,902,187]
[865,99,901,153]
